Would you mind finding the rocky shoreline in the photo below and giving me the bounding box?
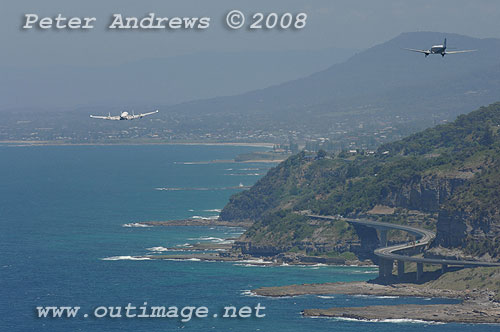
[144,251,360,266]
[253,281,474,298]
[138,219,373,266]
[303,303,500,324]
[253,281,500,324]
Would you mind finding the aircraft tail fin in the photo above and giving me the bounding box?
[444,38,447,48]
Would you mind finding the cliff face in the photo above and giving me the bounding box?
[434,209,469,247]
[431,160,500,260]
[431,209,500,261]
[385,175,468,213]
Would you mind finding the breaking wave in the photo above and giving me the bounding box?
[122,223,151,228]
[325,317,442,324]
[191,215,219,220]
[240,290,263,297]
[163,258,202,262]
[353,295,400,299]
[101,256,151,261]
[146,246,171,252]
[187,236,233,244]
[234,259,274,266]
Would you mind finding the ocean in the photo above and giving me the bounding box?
[0,144,496,331]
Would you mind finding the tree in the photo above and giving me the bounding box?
[316,149,327,160]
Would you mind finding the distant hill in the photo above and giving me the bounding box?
[0,47,357,110]
[221,102,500,262]
[169,32,500,130]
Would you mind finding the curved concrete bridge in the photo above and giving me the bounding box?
[308,214,500,280]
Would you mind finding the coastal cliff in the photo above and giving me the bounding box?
[220,102,500,262]
[430,158,500,260]
[383,174,467,212]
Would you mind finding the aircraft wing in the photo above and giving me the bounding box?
[445,50,477,54]
[403,48,430,54]
[132,110,159,119]
[90,115,120,120]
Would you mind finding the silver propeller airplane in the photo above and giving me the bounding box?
[403,38,476,57]
[90,110,159,120]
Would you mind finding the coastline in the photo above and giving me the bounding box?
[145,252,360,266]
[137,219,373,266]
[303,303,500,324]
[304,303,500,324]
[0,140,275,148]
[0,141,285,163]
[253,281,500,324]
[253,281,465,298]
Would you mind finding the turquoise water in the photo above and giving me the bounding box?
[0,145,496,331]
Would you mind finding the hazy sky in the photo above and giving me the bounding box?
[2,0,500,66]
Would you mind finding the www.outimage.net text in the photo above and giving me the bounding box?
[36,302,266,322]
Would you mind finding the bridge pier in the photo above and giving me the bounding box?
[397,260,405,278]
[416,262,423,281]
[378,258,394,278]
[379,230,388,247]
[441,264,448,274]
[384,259,393,277]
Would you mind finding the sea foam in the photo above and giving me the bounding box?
[203,209,222,212]
[146,246,171,252]
[240,290,262,297]
[326,317,442,324]
[122,222,151,228]
[101,256,150,261]
[191,215,219,220]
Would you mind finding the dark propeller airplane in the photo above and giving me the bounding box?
[403,38,476,57]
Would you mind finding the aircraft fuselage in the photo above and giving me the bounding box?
[120,111,130,120]
[430,45,446,55]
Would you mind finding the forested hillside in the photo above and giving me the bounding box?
[221,103,500,261]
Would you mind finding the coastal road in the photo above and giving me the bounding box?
[308,214,500,268]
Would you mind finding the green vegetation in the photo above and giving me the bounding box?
[220,102,500,259]
[243,210,313,247]
[242,210,359,257]
[316,251,358,261]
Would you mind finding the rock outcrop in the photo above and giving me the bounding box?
[384,174,468,212]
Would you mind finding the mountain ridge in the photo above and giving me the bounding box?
[169,32,500,117]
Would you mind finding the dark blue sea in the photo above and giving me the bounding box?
[0,145,496,331]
